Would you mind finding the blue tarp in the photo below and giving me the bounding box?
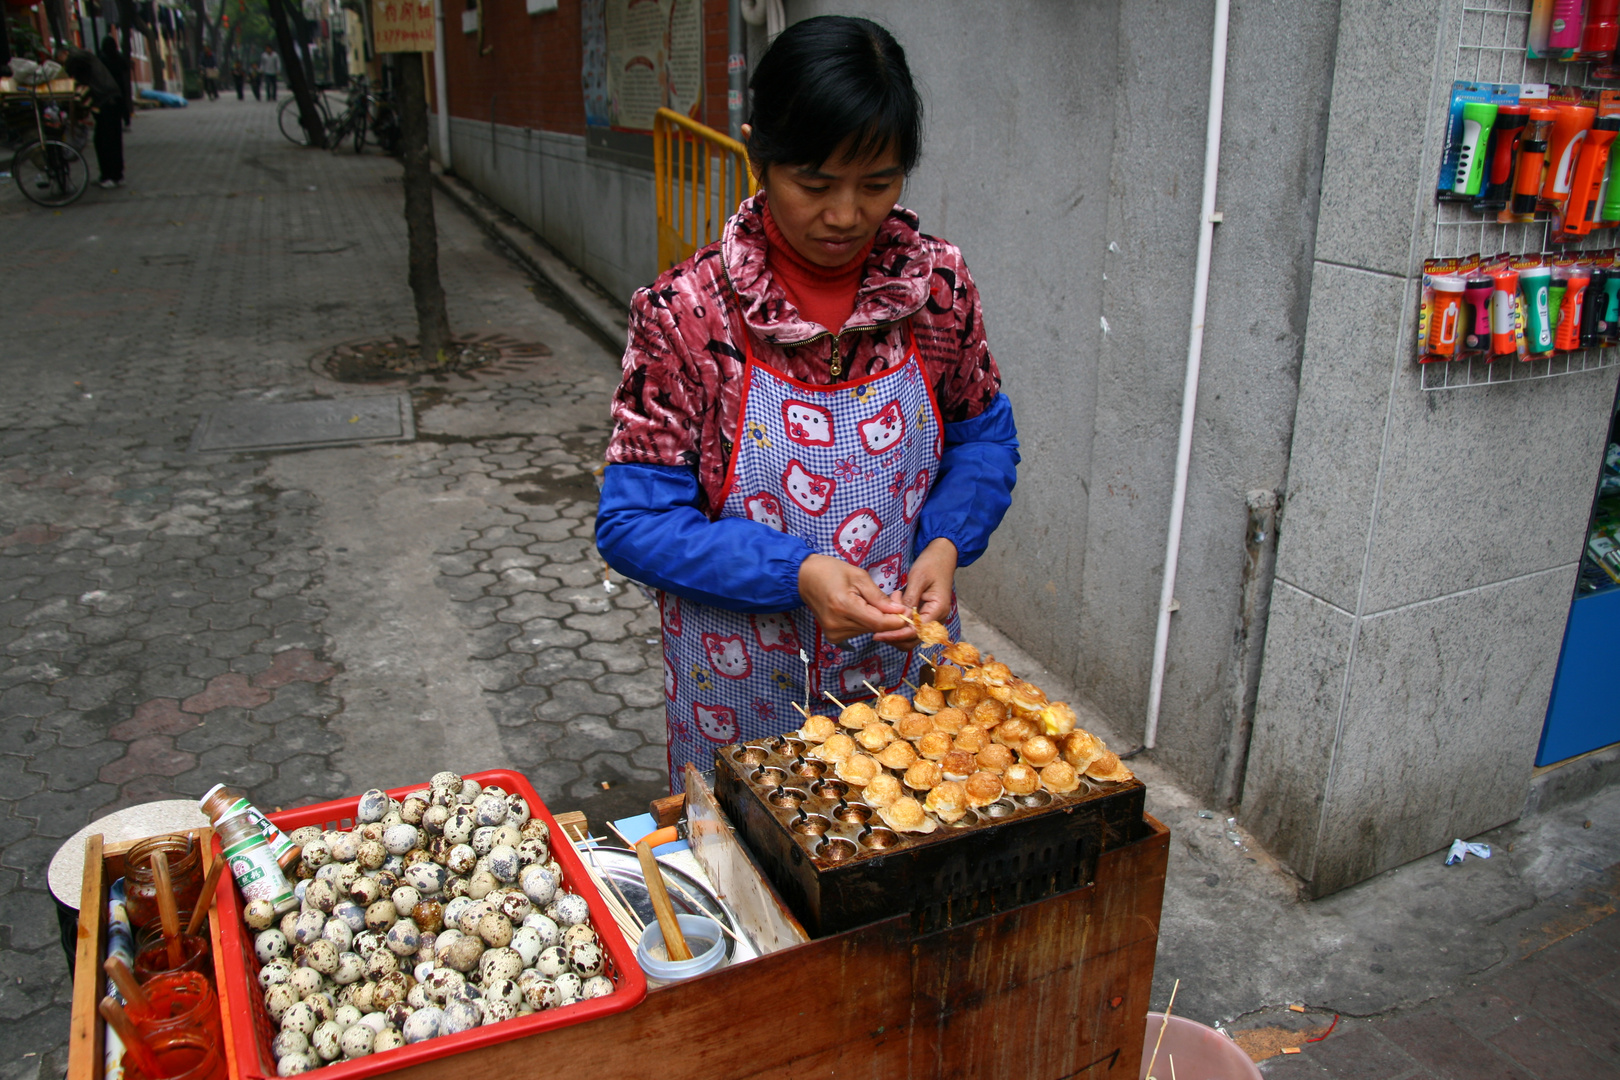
[137,88,186,107]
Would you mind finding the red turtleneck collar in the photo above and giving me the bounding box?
[762,202,873,335]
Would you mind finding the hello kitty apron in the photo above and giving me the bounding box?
[658,320,961,791]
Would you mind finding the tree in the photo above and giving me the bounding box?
[266,0,325,147]
[396,53,452,369]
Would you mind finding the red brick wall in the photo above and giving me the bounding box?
[442,0,729,137]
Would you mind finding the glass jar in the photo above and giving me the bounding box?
[133,932,212,984]
[124,834,204,932]
[123,1022,226,1080]
[129,972,221,1042]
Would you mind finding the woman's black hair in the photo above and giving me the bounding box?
[746,16,922,175]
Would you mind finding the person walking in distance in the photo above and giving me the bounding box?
[201,47,219,99]
[249,61,262,100]
[260,46,280,101]
[56,44,125,188]
[231,58,245,99]
[97,33,130,129]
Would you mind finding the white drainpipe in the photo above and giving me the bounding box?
[433,0,452,170]
[1144,0,1231,750]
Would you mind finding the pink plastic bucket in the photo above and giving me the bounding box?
[1139,1013,1262,1080]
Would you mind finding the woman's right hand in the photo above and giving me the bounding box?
[798,554,909,644]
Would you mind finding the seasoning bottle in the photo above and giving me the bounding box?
[199,784,299,869]
[214,808,299,916]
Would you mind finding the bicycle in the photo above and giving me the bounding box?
[323,79,370,154]
[6,78,90,207]
[276,90,334,147]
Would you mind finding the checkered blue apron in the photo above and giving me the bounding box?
[657,322,960,792]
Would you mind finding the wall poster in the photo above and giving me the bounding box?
[372,0,435,53]
[587,0,702,133]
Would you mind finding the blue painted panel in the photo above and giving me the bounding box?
[1538,587,1620,766]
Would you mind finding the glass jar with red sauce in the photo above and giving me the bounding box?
[124,834,204,932]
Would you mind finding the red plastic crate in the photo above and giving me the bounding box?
[212,769,647,1080]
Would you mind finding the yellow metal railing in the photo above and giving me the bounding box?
[654,107,757,272]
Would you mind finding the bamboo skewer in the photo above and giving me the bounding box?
[103,957,150,1014]
[150,850,184,969]
[1144,978,1180,1080]
[185,857,227,937]
[791,700,814,721]
[563,831,644,941]
[100,997,163,1077]
[862,680,887,700]
[822,691,847,710]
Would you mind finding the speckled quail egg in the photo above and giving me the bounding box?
[373,868,401,893]
[479,946,524,984]
[476,910,513,948]
[566,939,603,977]
[481,985,520,1024]
[371,970,410,1010]
[440,933,484,973]
[279,910,301,939]
[508,926,543,967]
[519,865,557,907]
[281,1000,319,1037]
[515,838,549,868]
[359,822,385,843]
[352,929,383,958]
[288,967,324,1000]
[331,1002,361,1029]
[454,900,488,936]
[561,923,598,949]
[255,928,290,963]
[404,862,446,896]
[331,900,367,934]
[486,845,520,883]
[244,898,278,930]
[504,794,531,826]
[440,998,481,1035]
[328,831,361,863]
[470,826,497,857]
[309,1019,343,1062]
[553,972,583,1006]
[423,966,465,1003]
[546,892,590,927]
[581,975,613,1000]
[303,878,337,913]
[443,805,477,845]
[364,899,398,932]
[300,841,331,871]
[271,1029,310,1060]
[373,1029,406,1053]
[519,974,558,1011]
[365,948,400,980]
[291,908,327,946]
[390,884,421,914]
[413,956,438,982]
[446,844,477,876]
[520,817,550,842]
[382,823,418,856]
[401,898,438,936]
[467,870,498,899]
[385,918,420,956]
[305,938,341,976]
[384,1002,414,1032]
[406,981,431,1010]
[348,875,381,906]
[445,876,472,900]
[356,788,391,824]
[381,810,405,830]
[381,854,406,879]
[421,804,450,835]
[342,981,378,1014]
[401,792,430,825]
[396,1005,439,1044]
[307,991,337,1022]
[276,1051,318,1076]
[259,958,295,990]
[535,946,569,979]
[471,793,506,828]
[521,913,560,949]
[321,918,354,952]
[265,982,300,1022]
[356,839,386,871]
[339,1023,374,1060]
[496,891,532,925]
[491,823,522,849]
[458,778,482,802]
[418,929,437,958]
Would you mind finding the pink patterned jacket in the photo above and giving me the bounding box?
[606,195,1003,514]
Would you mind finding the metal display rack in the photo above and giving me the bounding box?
[1424,0,1620,390]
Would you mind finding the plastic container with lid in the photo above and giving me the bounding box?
[198,784,299,869]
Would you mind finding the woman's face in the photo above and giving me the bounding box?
[749,130,904,269]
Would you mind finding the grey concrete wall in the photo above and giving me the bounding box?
[1243,0,1620,897]
[439,117,658,304]
[784,1,1341,805]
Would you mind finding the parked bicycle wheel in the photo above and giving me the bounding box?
[12,140,89,207]
[351,102,367,154]
[277,95,330,147]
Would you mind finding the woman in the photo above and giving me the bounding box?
[596,16,1019,791]
[231,58,245,100]
[201,47,219,100]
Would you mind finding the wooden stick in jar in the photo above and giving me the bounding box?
[634,836,692,962]
[100,996,163,1077]
[150,850,184,969]
[103,957,150,1014]
[185,856,227,937]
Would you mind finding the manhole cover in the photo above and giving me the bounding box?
[190,393,414,453]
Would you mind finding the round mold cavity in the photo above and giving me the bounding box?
[789,814,832,837]
[981,799,1017,819]
[945,809,980,828]
[750,766,788,787]
[733,745,770,766]
[859,827,900,850]
[1015,791,1052,808]
[832,802,873,825]
[768,787,809,809]
[769,736,807,757]
[810,779,848,801]
[789,758,827,778]
[817,837,858,863]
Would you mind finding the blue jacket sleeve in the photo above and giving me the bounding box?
[595,463,816,613]
[915,393,1020,566]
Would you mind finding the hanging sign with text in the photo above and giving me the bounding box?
[373,0,435,53]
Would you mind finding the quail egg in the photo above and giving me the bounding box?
[401,1006,442,1044]
[567,939,604,977]
[465,870,496,899]
[515,837,549,867]
[259,958,295,990]
[373,1029,406,1053]
[440,998,481,1035]
[264,982,300,1022]
[271,1030,309,1060]
[520,818,550,843]
[383,823,419,856]
[553,972,583,1006]
[440,932,484,973]
[348,876,381,906]
[421,804,450,835]
[356,840,386,871]
[520,975,558,1011]
[482,982,521,1022]
[546,892,590,926]
[535,945,569,979]
[519,865,557,907]
[305,938,341,976]
[404,862,446,896]
[279,910,301,939]
[561,923,599,949]
[496,891,532,926]
[509,926,543,967]
[281,1000,319,1037]
[472,792,508,827]
[303,879,337,913]
[333,952,365,985]
[505,794,531,826]
[581,975,613,1000]
[292,909,327,945]
[458,779,482,803]
[307,991,337,1023]
[352,929,383,958]
[384,1001,414,1030]
[424,966,465,1003]
[300,841,331,870]
[310,1020,344,1062]
[344,981,379,1014]
[385,919,421,956]
[521,913,560,948]
[443,841,476,875]
[364,899,398,932]
[412,898,445,934]
[401,792,430,825]
[476,910,513,948]
[479,946,524,984]
[244,898,279,930]
[390,885,421,913]
[491,824,522,850]
[289,967,324,999]
[328,832,361,863]
[406,981,431,1010]
[443,808,477,846]
[470,826,497,857]
[276,1052,318,1076]
[321,918,354,952]
[487,845,520,883]
[331,900,367,934]
[365,948,400,980]
[356,788,391,824]
[371,970,410,1010]
[255,929,290,964]
[339,1024,375,1060]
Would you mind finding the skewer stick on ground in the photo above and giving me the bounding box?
[1144,978,1180,1080]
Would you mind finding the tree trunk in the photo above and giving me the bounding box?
[268,0,325,147]
[397,54,451,370]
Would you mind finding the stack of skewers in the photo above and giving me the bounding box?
[789,611,1134,836]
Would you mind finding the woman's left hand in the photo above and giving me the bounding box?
[872,538,958,646]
